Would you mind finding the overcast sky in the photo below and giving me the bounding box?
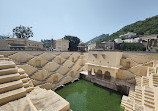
[0,0,158,42]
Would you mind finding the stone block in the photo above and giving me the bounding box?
[46,73,63,83]
[27,57,48,67]
[31,69,51,81]
[8,52,33,63]
[18,64,37,76]
[43,61,60,72]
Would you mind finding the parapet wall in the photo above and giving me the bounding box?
[0,51,88,90]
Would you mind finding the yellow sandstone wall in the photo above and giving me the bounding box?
[1,51,158,90]
[118,52,158,82]
[0,51,88,90]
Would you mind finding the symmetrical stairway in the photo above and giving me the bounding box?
[0,55,70,111]
[121,61,158,111]
[0,60,27,105]
[18,68,34,93]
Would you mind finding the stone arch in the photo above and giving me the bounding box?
[96,69,102,78]
[104,71,111,80]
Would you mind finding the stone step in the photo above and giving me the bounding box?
[18,68,25,74]
[0,68,18,76]
[0,61,16,70]
[0,97,38,111]
[23,81,31,88]
[27,87,70,111]
[126,101,133,107]
[0,55,4,58]
[0,80,23,94]
[26,87,34,93]
[21,78,30,83]
[153,79,158,82]
[153,75,158,78]
[125,104,133,111]
[0,73,20,84]
[144,98,155,105]
[144,95,154,100]
[0,58,10,61]
[153,74,158,77]
[144,89,154,94]
[135,95,142,100]
[135,92,142,97]
[144,92,154,97]
[153,80,158,84]
[135,97,142,102]
[0,87,26,105]
[20,73,28,79]
[144,102,155,109]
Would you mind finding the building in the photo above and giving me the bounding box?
[119,32,136,39]
[87,51,123,82]
[124,38,140,43]
[78,42,86,52]
[88,42,115,51]
[114,39,123,44]
[0,38,44,51]
[55,39,69,51]
[139,34,158,52]
[88,43,105,50]
[104,42,115,50]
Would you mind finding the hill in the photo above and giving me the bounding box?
[99,15,158,42]
[86,34,109,44]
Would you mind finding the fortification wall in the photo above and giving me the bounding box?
[0,51,88,90]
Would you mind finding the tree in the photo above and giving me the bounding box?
[63,35,80,51]
[13,25,33,38]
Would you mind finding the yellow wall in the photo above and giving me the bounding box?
[0,51,87,90]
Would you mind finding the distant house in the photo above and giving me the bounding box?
[0,38,44,51]
[119,32,136,39]
[88,43,105,51]
[114,39,123,44]
[88,42,115,51]
[139,34,158,52]
[124,38,140,43]
[115,32,139,43]
[104,42,115,50]
[55,39,69,51]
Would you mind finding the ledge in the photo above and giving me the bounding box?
[86,63,122,69]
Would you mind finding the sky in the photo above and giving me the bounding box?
[0,0,158,42]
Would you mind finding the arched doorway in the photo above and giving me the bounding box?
[96,69,102,79]
[104,71,111,80]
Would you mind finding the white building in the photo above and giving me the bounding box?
[114,39,123,43]
[119,32,136,39]
[124,38,140,43]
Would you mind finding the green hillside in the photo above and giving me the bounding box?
[86,34,109,44]
[100,15,158,42]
